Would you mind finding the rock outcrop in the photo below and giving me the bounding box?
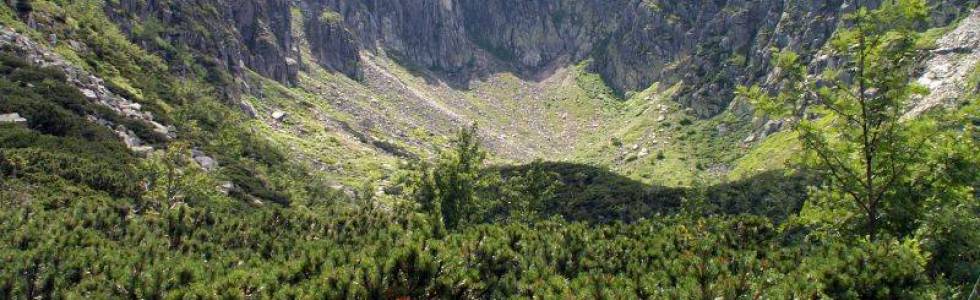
[305,7,363,80]
[908,7,980,117]
[105,0,300,85]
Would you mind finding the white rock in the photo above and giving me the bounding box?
[0,113,27,123]
[150,121,170,137]
[80,88,97,99]
[217,182,235,195]
[907,8,980,118]
[272,110,288,121]
[125,102,142,110]
[131,146,154,153]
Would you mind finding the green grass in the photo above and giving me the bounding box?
[729,131,797,180]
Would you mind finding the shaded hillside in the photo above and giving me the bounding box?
[497,162,811,223]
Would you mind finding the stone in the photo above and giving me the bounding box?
[272,110,288,121]
[194,154,218,171]
[762,120,783,136]
[217,182,236,195]
[121,108,140,118]
[132,146,154,154]
[117,128,144,148]
[80,88,98,99]
[0,27,171,156]
[0,113,27,123]
[191,149,218,171]
[150,121,170,137]
[239,101,258,118]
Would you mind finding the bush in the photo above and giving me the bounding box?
[773,238,930,299]
[15,0,32,14]
[224,163,290,205]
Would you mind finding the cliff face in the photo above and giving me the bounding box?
[105,0,976,116]
[106,0,300,85]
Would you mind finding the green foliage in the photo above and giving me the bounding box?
[911,99,980,285]
[575,60,622,100]
[0,54,143,198]
[1,190,950,298]
[678,117,693,126]
[741,0,931,239]
[318,9,343,24]
[498,159,562,223]
[411,125,492,230]
[137,142,215,209]
[741,0,979,289]
[771,237,932,298]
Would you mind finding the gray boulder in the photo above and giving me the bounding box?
[192,149,219,171]
[240,101,258,118]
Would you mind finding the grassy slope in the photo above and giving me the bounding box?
[566,79,763,187]
[335,52,781,187]
[0,0,799,201]
[0,1,365,207]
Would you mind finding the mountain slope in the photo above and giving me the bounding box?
[3,1,977,187]
[1,1,978,297]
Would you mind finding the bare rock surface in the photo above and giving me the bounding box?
[908,8,980,118]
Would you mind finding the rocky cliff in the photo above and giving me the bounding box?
[909,6,980,117]
[106,0,300,87]
[105,0,975,117]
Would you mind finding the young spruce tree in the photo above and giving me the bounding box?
[413,124,489,230]
[738,0,929,239]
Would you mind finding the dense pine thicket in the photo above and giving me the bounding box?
[0,0,978,298]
